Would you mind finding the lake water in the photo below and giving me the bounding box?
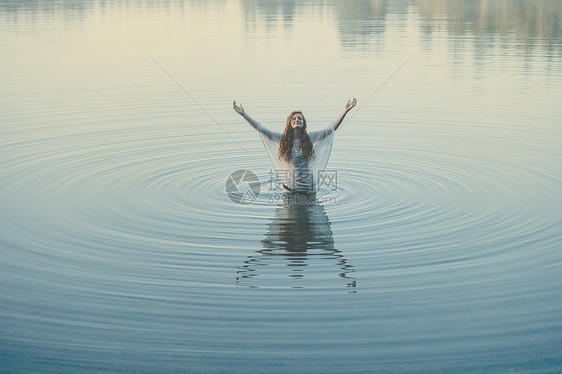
[1,1,561,373]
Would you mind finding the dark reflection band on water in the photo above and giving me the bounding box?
[2,0,561,61]
[236,195,356,291]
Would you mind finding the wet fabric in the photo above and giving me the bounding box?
[256,122,336,191]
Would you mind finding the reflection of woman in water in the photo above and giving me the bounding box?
[233,99,356,193]
[236,196,356,290]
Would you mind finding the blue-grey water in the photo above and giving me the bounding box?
[1,1,561,373]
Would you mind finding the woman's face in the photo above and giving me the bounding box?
[291,113,304,129]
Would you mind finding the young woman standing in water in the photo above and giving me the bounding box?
[233,99,357,193]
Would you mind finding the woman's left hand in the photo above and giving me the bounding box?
[345,98,357,111]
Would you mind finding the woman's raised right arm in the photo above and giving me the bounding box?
[233,101,280,141]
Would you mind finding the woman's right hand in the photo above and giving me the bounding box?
[233,101,244,115]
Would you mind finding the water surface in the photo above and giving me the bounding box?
[1,1,561,373]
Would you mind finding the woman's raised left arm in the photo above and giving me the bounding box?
[309,98,357,142]
[333,98,357,131]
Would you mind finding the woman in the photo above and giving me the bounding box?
[233,99,357,193]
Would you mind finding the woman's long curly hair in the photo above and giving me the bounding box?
[278,111,315,163]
